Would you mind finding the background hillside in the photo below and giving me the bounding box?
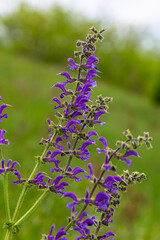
[0,4,160,240]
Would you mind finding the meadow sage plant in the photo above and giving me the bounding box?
[0,27,152,240]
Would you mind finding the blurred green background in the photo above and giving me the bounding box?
[0,3,160,240]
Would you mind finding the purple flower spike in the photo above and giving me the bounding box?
[67,58,77,70]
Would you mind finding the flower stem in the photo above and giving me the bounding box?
[14,190,48,226]
[4,230,12,240]
[12,131,57,223]
[4,173,11,222]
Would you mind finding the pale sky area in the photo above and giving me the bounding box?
[0,0,160,37]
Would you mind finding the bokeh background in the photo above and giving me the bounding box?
[0,1,160,239]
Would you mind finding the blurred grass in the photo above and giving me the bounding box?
[0,49,160,239]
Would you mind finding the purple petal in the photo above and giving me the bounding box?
[48,224,55,237]
[80,141,93,151]
[67,58,77,70]
[95,192,110,202]
[6,159,12,168]
[103,164,111,171]
[62,192,77,201]
[72,167,84,175]
[0,104,7,114]
[94,111,106,121]
[123,150,139,158]
[67,141,71,150]
[52,97,61,105]
[86,70,97,81]
[55,83,67,93]
[121,157,132,167]
[114,176,123,182]
[57,182,69,190]
[88,131,97,137]
[72,111,83,118]
[53,176,63,186]
[105,231,115,238]
[82,218,94,227]
[51,150,62,158]
[46,150,52,158]
[1,159,4,168]
[96,148,106,154]
[99,136,107,149]
[60,72,71,80]
[55,137,63,144]
[79,211,88,221]
[85,188,89,199]
[56,229,66,239]
[10,161,20,169]
[87,56,99,65]
[87,163,93,175]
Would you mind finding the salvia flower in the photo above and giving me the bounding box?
[47,225,67,240]
[121,150,139,166]
[0,159,20,174]
[0,98,8,122]
[0,129,10,145]
[66,167,84,182]
[94,192,111,211]
[67,58,78,70]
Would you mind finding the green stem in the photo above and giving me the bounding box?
[4,173,11,222]
[12,131,57,223]
[14,190,48,226]
[4,230,12,240]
